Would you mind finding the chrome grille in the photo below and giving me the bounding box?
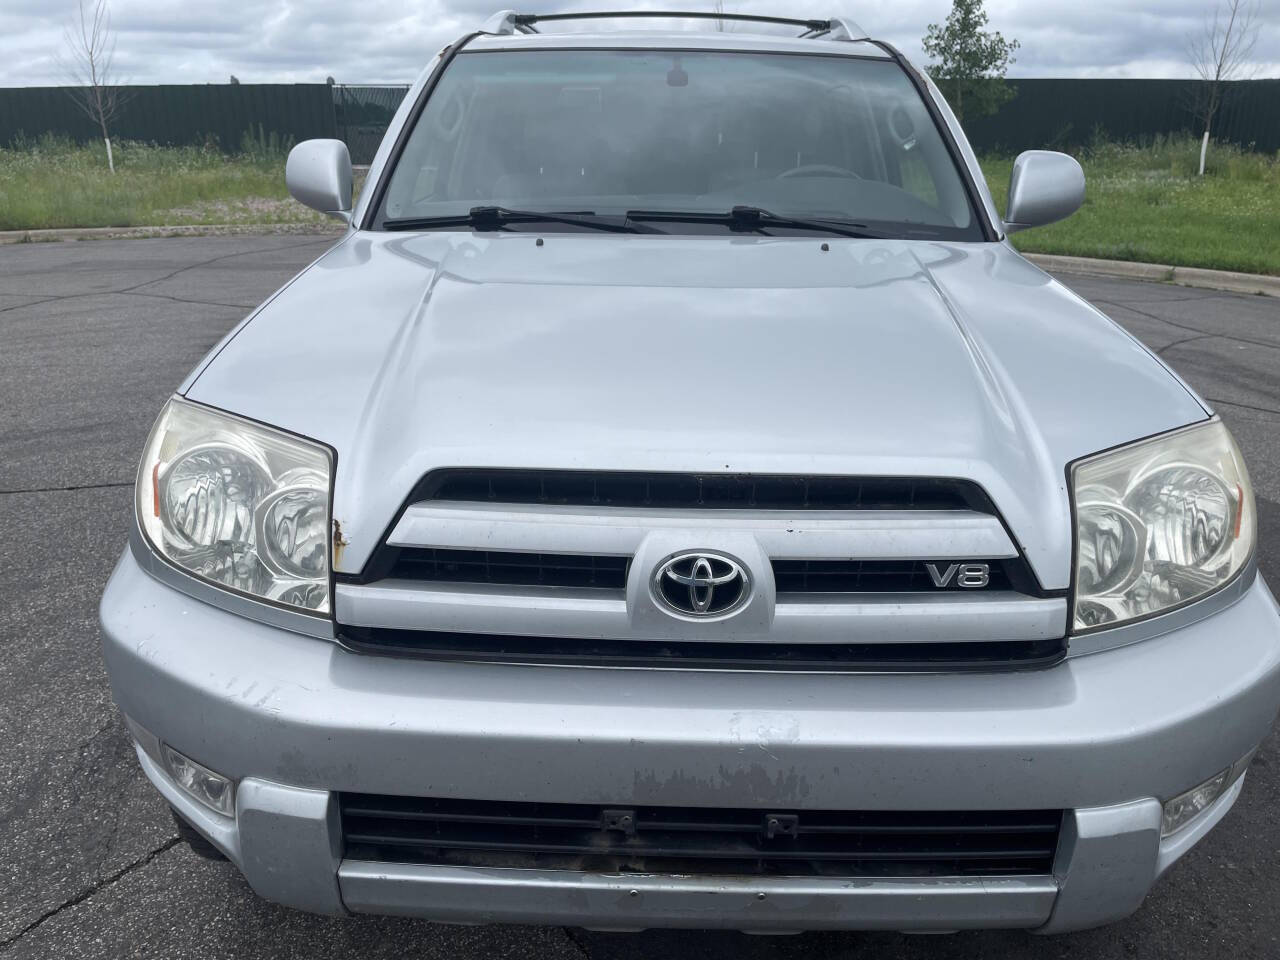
[336,470,1067,670]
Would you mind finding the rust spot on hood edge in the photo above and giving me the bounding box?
[332,519,349,568]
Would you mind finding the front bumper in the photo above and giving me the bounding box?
[101,549,1280,933]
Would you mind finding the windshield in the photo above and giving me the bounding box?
[375,49,983,240]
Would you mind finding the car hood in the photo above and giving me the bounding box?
[185,231,1207,588]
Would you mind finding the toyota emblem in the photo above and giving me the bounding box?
[652,551,751,619]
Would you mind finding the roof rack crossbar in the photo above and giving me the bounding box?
[510,11,834,32]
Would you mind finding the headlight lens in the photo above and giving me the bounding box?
[137,398,333,614]
[1071,419,1254,632]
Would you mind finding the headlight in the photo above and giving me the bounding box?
[1071,419,1254,632]
[137,397,333,614]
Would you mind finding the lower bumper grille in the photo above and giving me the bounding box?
[339,794,1063,878]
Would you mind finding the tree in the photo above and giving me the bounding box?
[1188,0,1259,176]
[923,0,1019,124]
[60,0,125,173]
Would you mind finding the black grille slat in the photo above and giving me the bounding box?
[386,553,1019,596]
[339,794,1062,878]
[343,833,1056,863]
[337,628,1068,671]
[417,470,995,513]
[772,559,1014,594]
[389,548,629,590]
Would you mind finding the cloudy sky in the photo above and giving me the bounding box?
[2,0,1277,87]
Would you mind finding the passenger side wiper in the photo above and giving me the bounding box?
[384,207,656,234]
[626,206,881,239]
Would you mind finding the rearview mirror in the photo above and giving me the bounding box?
[1003,150,1084,234]
[286,139,353,222]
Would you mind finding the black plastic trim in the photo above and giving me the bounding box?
[336,628,1068,673]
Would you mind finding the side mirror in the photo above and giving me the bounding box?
[286,139,353,222]
[1003,150,1084,234]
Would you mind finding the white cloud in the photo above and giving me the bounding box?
[1,0,1276,85]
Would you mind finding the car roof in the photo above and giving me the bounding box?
[467,30,892,58]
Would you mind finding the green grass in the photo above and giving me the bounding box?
[0,134,335,231]
[2,133,1277,276]
[984,135,1280,276]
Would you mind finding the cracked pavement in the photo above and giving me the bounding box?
[1,236,1277,959]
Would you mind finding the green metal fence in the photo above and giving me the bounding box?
[334,85,409,164]
[962,79,1280,154]
[0,84,338,152]
[0,78,1275,161]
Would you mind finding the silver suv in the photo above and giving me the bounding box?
[101,10,1279,935]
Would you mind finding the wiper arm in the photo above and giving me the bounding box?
[626,206,878,239]
[384,206,655,234]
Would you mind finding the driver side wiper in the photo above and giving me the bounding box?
[626,206,880,239]
[384,206,657,234]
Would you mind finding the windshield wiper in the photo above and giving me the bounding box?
[626,206,880,239]
[384,206,655,234]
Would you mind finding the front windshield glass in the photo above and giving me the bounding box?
[376,49,983,239]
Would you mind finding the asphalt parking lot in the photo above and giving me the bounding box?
[1,234,1278,959]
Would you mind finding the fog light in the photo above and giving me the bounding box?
[1162,768,1232,837]
[161,744,235,817]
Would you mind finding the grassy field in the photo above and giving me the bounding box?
[987,136,1280,276]
[1,134,1277,275]
[0,135,336,232]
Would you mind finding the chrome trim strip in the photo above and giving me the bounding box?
[388,503,1018,561]
[335,580,1066,644]
[336,580,627,639]
[778,593,1066,644]
[338,861,1058,931]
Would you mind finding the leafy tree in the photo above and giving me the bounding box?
[923,0,1019,123]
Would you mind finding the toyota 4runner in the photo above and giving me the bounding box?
[100,9,1280,935]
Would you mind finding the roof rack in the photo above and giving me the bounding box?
[480,10,869,41]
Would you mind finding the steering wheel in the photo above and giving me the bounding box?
[776,164,862,181]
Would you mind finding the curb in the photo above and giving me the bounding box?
[1024,253,1280,299]
[0,223,345,245]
